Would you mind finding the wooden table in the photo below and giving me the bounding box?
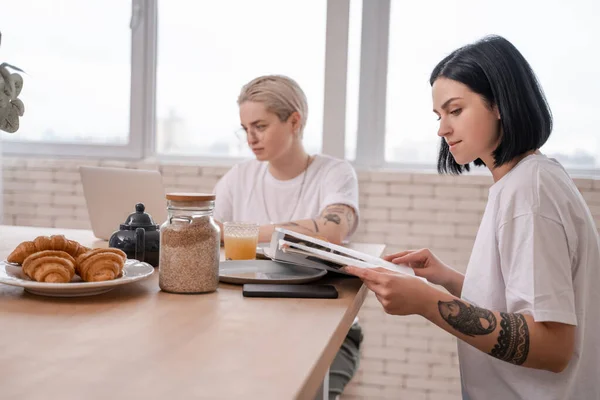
[0,225,384,400]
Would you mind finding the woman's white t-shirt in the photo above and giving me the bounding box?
[213,154,360,236]
[459,154,600,400]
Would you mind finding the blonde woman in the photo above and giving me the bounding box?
[214,75,361,399]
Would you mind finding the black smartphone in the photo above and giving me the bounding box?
[242,284,339,299]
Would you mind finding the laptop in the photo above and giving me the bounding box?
[79,166,168,240]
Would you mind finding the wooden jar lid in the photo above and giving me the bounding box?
[165,193,216,201]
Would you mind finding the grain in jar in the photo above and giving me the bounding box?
[159,193,220,293]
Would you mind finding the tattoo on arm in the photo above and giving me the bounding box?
[320,204,354,227]
[438,300,497,336]
[438,300,530,365]
[312,219,319,232]
[490,312,530,365]
[323,214,341,225]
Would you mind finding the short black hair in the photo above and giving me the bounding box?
[430,35,553,175]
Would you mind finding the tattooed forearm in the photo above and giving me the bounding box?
[438,300,497,336]
[490,313,530,365]
[312,219,319,232]
[438,300,530,366]
[279,222,300,227]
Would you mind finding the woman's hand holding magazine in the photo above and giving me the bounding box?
[344,248,466,300]
[341,248,444,317]
[340,265,432,316]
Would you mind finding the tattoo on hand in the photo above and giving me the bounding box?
[312,219,319,232]
[438,300,497,336]
[323,213,341,225]
[490,312,530,365]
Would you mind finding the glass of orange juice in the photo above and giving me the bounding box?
[223,222,260,260]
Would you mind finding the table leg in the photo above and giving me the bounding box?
[314,368,329,400]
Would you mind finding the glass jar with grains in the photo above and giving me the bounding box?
[159,193,221,294]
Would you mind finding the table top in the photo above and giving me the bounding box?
[0,225,384,400]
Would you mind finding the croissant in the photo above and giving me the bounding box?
[7,235,91,264]
[6,240,37,264]
[22,250,76,283]
[75,248,127,282]
[36,235,91,258]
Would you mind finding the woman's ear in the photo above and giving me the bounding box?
[288,111,301,133]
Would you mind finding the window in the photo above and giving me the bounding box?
[156,0,327,157]
[1,0,131,146]
[2,1,597,175]
[385,0,600,169]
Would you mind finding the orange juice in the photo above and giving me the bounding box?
[224,235,258,260]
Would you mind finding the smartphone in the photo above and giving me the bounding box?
[242,284,339,299]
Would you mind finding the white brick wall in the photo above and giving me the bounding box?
[2,156,600,400]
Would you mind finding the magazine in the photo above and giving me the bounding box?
[264,228,418,277]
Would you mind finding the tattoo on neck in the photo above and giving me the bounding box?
[323,214,341,225]
[490,312,530,365]
[438,300,497,337]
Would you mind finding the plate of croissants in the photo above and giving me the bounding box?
[0,235,154,297]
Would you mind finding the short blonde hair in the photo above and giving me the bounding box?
[237,75,308,136]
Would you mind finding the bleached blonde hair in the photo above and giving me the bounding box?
[237,75,308,137]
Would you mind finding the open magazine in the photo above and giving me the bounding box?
[264,228,417,277]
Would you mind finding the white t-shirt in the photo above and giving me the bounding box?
[213,154,360,237]
[459,154,600,400]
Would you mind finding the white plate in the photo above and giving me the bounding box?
[0,259,155,297]
[219,260,327,285]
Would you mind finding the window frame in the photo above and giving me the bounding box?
[353,0,390,168]
[2,0,598,177]
[1,0,155,159]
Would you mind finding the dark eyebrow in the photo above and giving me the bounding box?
[433,97,463,113]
